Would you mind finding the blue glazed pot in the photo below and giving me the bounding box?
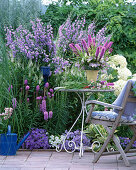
[40,66,50,83]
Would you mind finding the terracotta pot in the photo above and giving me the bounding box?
[85,70,99,82]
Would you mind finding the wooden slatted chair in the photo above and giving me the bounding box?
[85,80,136,167]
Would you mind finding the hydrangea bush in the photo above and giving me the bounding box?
[100,54,132,96]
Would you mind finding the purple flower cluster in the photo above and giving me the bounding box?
[69,34,113,69]
[57,16,91,53]
[62,130,91,151]
[120,137,136,148]
[37,82,54,120]
[5,19,69,74]
[57,16,111,55]
[5,18,56,64]
[51,57,70,74]
[22,128,50,150]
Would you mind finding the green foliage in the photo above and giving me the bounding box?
[48,92,70,135]
[84,124,117,152]
[59,66,88,89]
[40,3,73,37]
[41,0,136,71]
[117,126,133,139]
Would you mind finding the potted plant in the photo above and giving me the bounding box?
[69,35,113,81]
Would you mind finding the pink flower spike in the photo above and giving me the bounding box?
[42,99,46,113]
[45,82,49,88]
[75,44,82,51]
[25,85,30,91]
[39,96,42,100]
[81,39,89,55]
[95,47,100,59]
[36,85,40,91]
[88,34,92,48]
[69,43,77,51]
[99,47,106,61]
[44,111,48,120]
[104,41,108,48]
[69,43,79,56]
[49,111,53,119]
[107,41,113,49]
[49,88,54,93]
[48,92,51,96]
[24,79,28,85]
[52,94,54,97]
[36,96,40,100]
[93,37,95,47]
[27,98,29,102]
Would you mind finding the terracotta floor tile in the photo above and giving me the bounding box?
[1,150,136,169]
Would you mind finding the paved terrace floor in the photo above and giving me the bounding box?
[0,150,136,170]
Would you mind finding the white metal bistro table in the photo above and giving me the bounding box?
[54,87,114,157]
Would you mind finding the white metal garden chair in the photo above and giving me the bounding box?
[85,80,136,167]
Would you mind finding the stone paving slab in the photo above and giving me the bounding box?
[0,150,135,170]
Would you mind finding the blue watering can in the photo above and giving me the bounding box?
[0,125,30,155]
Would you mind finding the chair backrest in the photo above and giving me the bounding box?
[113,80,136,119]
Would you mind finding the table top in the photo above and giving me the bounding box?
[54,87,114,92]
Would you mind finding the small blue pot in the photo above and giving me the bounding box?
[40,66,50,83]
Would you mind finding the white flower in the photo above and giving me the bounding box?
[114,79,126,96]
[50,135,54,139]
[55,136,59,141]
[109,55,127,68]
[131,74,136,79]
[117,67,132,80]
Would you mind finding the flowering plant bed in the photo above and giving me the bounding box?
[60,80,114,90]
[21,128,91,150]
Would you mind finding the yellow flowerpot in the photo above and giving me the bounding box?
[85,70,99,82]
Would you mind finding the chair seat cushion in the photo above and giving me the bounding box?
[92,111,134,123]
